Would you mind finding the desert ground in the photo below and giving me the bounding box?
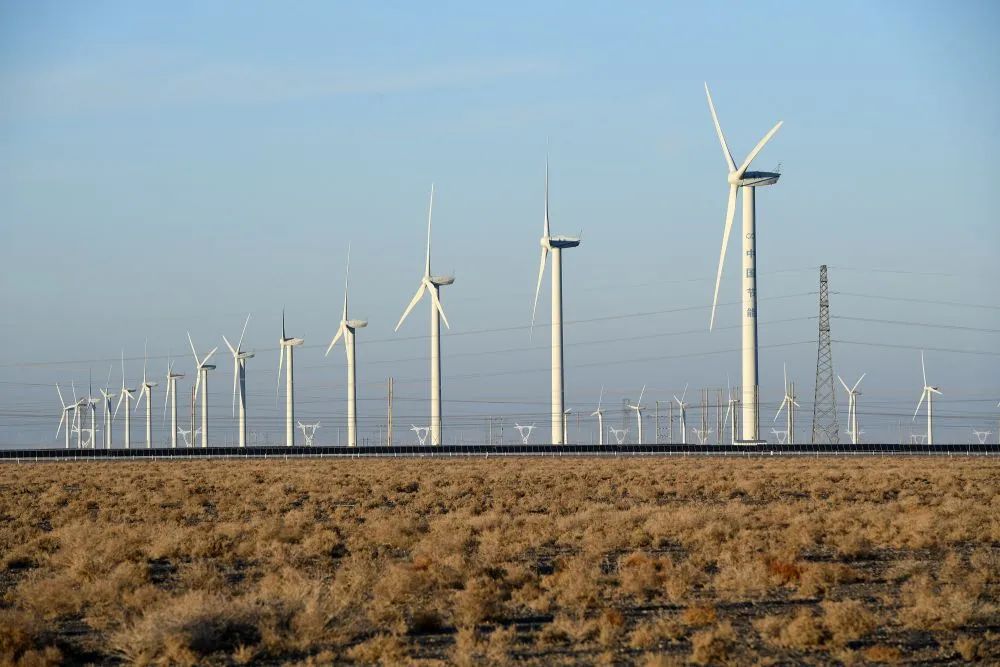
[0,456,997,665]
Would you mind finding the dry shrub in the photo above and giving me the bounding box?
[597,608,625,646]
[681,604,717,627]
[112,591,260,665]
[862,644,901,663]
[453,576,501,628]
[689,620,736,665]
[821,599,877,645]
[0,609,62,666]
[796,562,864,597]
[485,625,516,663]
[641,653,683,667]
[713,558,772,600]
[628,615,685,649]
[754,608,826,649]
[899,573,982,630]
[346,633,408,665]
[451,627,483,667]
[954,635,981,661]
[620,551,660,598]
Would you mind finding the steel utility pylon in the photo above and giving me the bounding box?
[811,265,839,444]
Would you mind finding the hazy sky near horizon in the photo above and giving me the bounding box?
[1,1,998,445]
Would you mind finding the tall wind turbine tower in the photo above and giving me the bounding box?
[532,160,581,445]
[134,341,158,448]
[327,246,368,447]
[673,384,690,444]
[223,314,254,448]
[705,83,783,443]
[164,360,184,448]
[395,185,454,446]
[187,334,218,448]
[277,311,304,447]
[114,351,137,449]
[838,373,865,445]
[629,385,647,445]
[913,352,941,446]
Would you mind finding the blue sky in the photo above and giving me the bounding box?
[1,1,998,445]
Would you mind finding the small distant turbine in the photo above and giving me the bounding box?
[134,340,158,448]
[163,359,185,448]
[187,334,218,448]
[774,364,800,444]
[223,313,254,448]
[98,365,116,449]
[838,373,866,445]
[673,383,690,444]
[913,352,942,446]
[277,310,304,447]
[590,386,606,446]
[114,350,138,449]
[629,385,647,444]
[55,383,83,450]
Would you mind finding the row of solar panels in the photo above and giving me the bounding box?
[0,443,997,460]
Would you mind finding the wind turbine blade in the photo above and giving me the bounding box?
[735,121,783,178]
[531,247,548,333]
[194,371,201,401]
[105,364,113,394]
[142,339,148,384]
[326,325,345,356]
[704,83,736,173]
[852,373,866,392]
[709,184,738,330]
[202,347,218,365]
[57,410,66,437]
[783,363,788,391]
[187,333,199,366]
[913,391,926,420]
[921,350,927,387]
[223,335,236,356]
[774,399,786,423]
[637,385,646,405]
[395,283,426,332]
[544,157,551,238]
[342,244,351,320]
[282,308,286,341]
[428,283,450,329]
[597,385,604,412]
[163,379,169,424]
[237,313,251,353]
[72,380,78,407]
[276,346,284,399]
[114,392,125,420]
[56,384,66,409]
[681,382,689,403]
[838,375,850,393]
[424,184,434,277]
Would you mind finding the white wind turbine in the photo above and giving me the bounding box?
[82,372,99,449]
[723,377,739,445]
[326,246,368,448]
[98,366,116,449]
[590,386,606,446]
[913,351,942,446]
[395,184,453,446]
[629,385,647,445]
[277,310,304,447]
[838,373,866,445]
[773,364,800,445]
[223,314,253,448]
[163,359,184,448]
[56,383,83,449]
[114,351,138,449]
[673,384,690,444]
[134,341,158,448]
[705,83,783,444]
[187,334,218,448]
[532,160,581,445]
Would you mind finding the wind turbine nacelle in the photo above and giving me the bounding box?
[549,236,581,249]
[734,171,780,187]
[347,319,368,329]
[430,275,455,286]
[201,364,217,371]
[237,352,255,360]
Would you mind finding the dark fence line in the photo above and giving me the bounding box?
[0,442,997,461]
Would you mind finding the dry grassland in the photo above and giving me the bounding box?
[1,457,998,665]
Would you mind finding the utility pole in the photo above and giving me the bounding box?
[667,401,674,443]
[716,389,724,445]
[189,385,195,447]
[811,265,840,444]
[654,400,660,444]
[387,377,393,447]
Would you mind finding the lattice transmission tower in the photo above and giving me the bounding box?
[811,265,840,443]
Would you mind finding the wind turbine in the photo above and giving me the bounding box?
[395,184,454,446]
[98,365,115,449]
[134,340,158,448]
[913,351,942,446]
[223,314,253,448]
[773,364,800,444]
[326,246,367,447]
[163,359,184,448]
[532,159,581,445]
[82,371,99,449]
[629,385,647,444]
[590,386,606,446]
[56,384,83,449]
[838,373,866,445]
[673,384,690,444]
[277,310,304,447]
[187,334,218,448]
[114,351,137,448]
[723,377,738,445]
[705,83,783,444]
